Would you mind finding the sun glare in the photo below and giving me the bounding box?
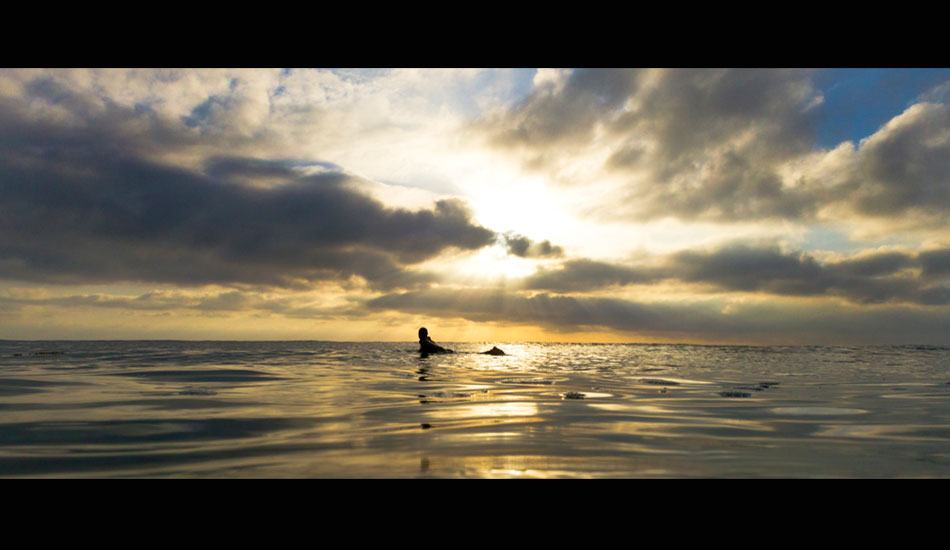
[451,244,541,281]
[465,174,572,245]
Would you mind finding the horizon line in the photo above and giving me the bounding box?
[1,338,947,348]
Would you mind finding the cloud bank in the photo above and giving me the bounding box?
[365,286,950,345]
[520,242,950,306]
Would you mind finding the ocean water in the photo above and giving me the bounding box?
[1,340,950,478]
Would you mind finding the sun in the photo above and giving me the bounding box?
[462,171,574,245]
[449,244,541,281]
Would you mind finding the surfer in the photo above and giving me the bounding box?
[419,327,453,354]
[418,327,506,356]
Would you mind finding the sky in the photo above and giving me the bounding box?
[1,68,949,344]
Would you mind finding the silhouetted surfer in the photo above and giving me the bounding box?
[419,327,453,355]
[418,327,506,356]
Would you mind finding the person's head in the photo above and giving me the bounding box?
[418,327,428,339]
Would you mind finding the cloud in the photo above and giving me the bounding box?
[476,69,950,230]
[830,251,915,277]
[0,287,367,320]
[836,102,950,224]
[502,232,564,258]
[666,243,829,294]
[668,243,950,305]
[480,68,642,149]
[365,286,950,344]
[477,69,823,220]
[517,242,950,306]
[920,248,950,277]
[521,258,658,292]
[3,68,949,344]
[366,287,701,333]
[0,74,496,290]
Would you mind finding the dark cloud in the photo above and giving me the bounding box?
[481,69,643,149]
[365,287,950,344]
[366,287,700,334]
[674,245,950,305]
[667,243,828,294]
[920,248,950,277]
[0,77,496,290]
[517,242,950,306]
[204,156,303,183]
[521,259,658,292]
[830,251,915,277]
[502,233,564,258]
[2,77,202,159]
[845,103,950,220]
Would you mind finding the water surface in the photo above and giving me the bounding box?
[2,341,949,478]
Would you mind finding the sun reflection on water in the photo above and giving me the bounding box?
[425,401,539,420]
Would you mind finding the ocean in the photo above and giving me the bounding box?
[1,340,949,478]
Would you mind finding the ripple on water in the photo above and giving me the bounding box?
[112,369,286,383]
[640,378,679,386]
[2,341,949,478]
[770,407,868,416]
[178,387,219,396]
[498,378,558,385]
[719,390,752,398]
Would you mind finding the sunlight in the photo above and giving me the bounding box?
[465,173,573,246]
[428,401,539,420]
[453,244,541,280]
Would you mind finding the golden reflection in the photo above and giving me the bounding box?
[451,431,524,442]
[770,407,867,415]
[425,401,539,420]
[486,468,592,479]
[414,455,675,478]
[814,424,901,439]
[586,403,675,414]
